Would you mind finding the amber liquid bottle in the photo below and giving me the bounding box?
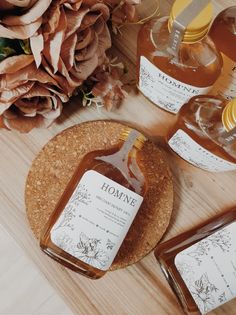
[155,209,236,314]
[209,6,236,100]
[167,96,236,172]
[137,0,222,114]
[40,129,147,279]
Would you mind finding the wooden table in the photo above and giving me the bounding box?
[1,0,236,314]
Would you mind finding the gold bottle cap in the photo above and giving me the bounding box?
[168,0,213,43]
[222,99,236,131]
[119,128,146,150]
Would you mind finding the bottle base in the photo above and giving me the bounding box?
[40,244,106,279]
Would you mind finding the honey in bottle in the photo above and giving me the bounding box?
[167,96,236,172]
[137,0,222,113]
[209,6,236,100]
[155,208,236,314]
[40,128,147,279]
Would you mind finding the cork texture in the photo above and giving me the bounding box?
[25,120,173,270]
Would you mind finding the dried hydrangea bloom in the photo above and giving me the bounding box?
[0,54,67,132]
[106,0,141,32]
[91,67,128,111]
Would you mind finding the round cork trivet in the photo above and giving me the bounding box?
[25,120,173,270]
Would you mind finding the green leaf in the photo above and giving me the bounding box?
[0,39,16,61]
[19,39,32,55]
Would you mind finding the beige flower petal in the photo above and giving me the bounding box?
[0,1,15,10]
[64,8,89,39]
[0,103,12,115]
[97,24,111,57]
[43,8,67,73]
[72,53,98,80]
[4,0,37,7]
[58,58,83,87]
[83,0,106,7]
[63,1,82,11]
[76,27,94,50]
[0,55,34,75]
[0,81,34,105]
[75,32,98,61]
[90,3,110,21]
[42,57,78,93]
[40,98,62,120]
[94,17,105,34]
[0,18,42,39]
[2,0,53,26]
[81,13,102,30]
[126,0,141,4]
[17,84,52,99]
[0,115,6,129]
[3,113,50,133]
[30,31,44,68]
[61,33,77,70]
[0,0,37,10]
[42,4,61,41]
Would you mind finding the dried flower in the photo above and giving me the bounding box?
[37,1,112,94]
[0,0,142,132]
[91,66,128,111]
[0,54,67,132]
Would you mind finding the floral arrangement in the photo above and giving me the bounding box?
[0,0,141,132]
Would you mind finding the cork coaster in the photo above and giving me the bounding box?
[25,120,173,270]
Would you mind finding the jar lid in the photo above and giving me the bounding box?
[119,128,146,150]
[168,0,213,43]
[222,99,236,131]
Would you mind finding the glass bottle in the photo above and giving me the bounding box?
[209,6,236,100]
[167,96,236,172]
[40,128,147,279]
[137,0,222,114]
[155,208,236,315]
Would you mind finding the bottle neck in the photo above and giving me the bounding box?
[218,99,236,146]
[119,128,146,152]
[191,97,236,147]
[222,99,236,132]
[167,0,212,54]
[168,16,210,44]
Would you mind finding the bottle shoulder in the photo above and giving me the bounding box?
[169,96,236,161]
[137,17,222,87]
[209,6,236,61]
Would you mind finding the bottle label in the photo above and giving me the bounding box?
[50,170,143,270]
[168,129,236,172]
[210,54,236,100]
[175,221,236,314]
[139,56,212,113]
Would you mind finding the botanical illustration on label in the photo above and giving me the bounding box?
[50,170,143,270]
[210,54,236,100]
[168,129,236,172]
[175,222,236,314]
[139,56,211,113]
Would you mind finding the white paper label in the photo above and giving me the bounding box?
[210,54,236,100]
[175,222,236,314]
[139,56,212,113]
[50,170,143,270]
[168,129,236,172]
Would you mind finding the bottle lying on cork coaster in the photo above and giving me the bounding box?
[25,120,173,275]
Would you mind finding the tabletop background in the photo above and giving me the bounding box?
[1,0,236,314]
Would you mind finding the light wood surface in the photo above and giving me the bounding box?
[0,1,236,314]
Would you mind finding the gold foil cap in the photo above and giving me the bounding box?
[168,0,213,43]
[222,99,236,131]
[119,128,146,150]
